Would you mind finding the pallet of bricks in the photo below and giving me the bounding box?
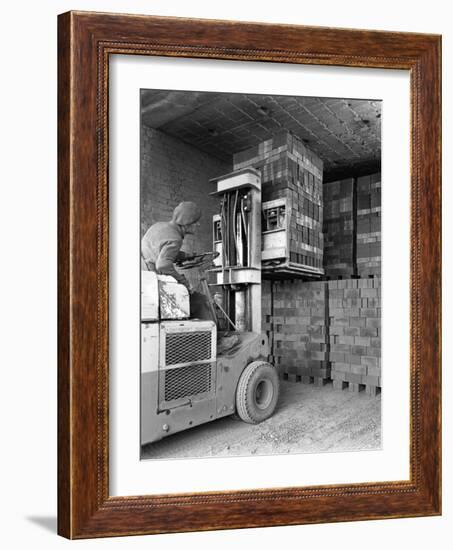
[233,130,324,273]
[357,173,381,277]
[328,278,381,396]
[261,279,330,385]
[323,178,355,278]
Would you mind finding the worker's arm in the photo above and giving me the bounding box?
[155,240,189,287]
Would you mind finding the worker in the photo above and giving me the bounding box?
[141,201,201,288]
[141,201,212,321]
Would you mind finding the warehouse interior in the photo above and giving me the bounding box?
[140,90,381,458]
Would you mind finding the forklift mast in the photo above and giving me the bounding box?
[210,168,262,334]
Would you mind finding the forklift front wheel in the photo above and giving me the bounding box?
[236,361,280,424]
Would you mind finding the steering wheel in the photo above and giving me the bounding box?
[176,251,219,270]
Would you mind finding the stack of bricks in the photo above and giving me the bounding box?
[233,131,324,271]
[328,278,381,396]
[356,173,381,277]
[261,279,330,385]
[323,178,355,278]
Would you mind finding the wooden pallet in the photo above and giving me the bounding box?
[332,379,381,396]
[282,372,331,387]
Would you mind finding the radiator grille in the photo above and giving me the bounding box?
[165,331,212,365]
[164,364,212,402]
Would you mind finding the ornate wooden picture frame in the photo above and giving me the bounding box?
[58,11,441,539]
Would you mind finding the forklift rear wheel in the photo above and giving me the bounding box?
[236,361,280,424]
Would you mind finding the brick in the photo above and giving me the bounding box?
[345,354,363,365]
[345,288,360,299]
[354,336,371,346]
[366,347,381,358]
[338,335,355,345]
[351,345,367,355]
[360,308,379,317]
[361,356,379,368]
[343,308,360,317]
[350,317,367,328]
[350,365,367,375]
[361,288,378,298]
[362,375,381,386]
[360,327,378,337]
[344,372,363,384]
[330,289,345,298]
[330,352,345,362]
[367,366,382,377]
[366,318,381,329]
[331,343,352,353]
[344,326,360,337]
[311,368,331,378]
[332,362,351,372]
[330,326,345,336]
[344,298,361,308]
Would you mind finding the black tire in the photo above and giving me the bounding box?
[236,361,280,424]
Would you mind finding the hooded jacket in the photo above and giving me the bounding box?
[141,221,188,285]
[141,202,201,286]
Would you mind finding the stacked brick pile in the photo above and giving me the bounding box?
[323,178,355,278]
[356,173,381,277]
[328,278,381,395]
[261,279,330,385]
[233,131,324,272]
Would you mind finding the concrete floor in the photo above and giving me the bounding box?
[141,380,381,460]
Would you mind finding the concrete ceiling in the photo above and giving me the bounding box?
[141,90,381,181]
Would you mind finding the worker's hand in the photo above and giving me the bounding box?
[175,251,220,270]
[186,282,196,295]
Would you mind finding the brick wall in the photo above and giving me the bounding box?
[141,126,231,254]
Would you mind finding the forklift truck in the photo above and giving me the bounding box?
[141,168,280,445]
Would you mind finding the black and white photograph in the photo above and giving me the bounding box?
[140,90,382,460]
[1,0,447,546]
